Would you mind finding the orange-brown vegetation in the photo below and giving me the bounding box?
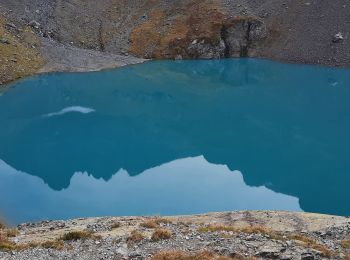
[129,0,226,59]
[0,16,43,85]
[151,250,256,260]
[141,218,172,229]
[151,228,172,241]
[127,230,145,243]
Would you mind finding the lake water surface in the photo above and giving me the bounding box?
[1,59,350,224]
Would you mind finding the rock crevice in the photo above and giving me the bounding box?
[177,16,267,59]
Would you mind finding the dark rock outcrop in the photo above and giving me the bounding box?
[222,16,267,57]
[173,16,267,60]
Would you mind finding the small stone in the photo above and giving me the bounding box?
[257,246,281,258]
[279,254,293,260]
[333,32,344,43]
[175,55,183,60]
[28,20,40,29]
[301,252,314,260]
[5,23,17,29]
[0,38,10,44]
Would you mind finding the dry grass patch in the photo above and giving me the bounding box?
[198,224,236,233]
[151,228,172,241]
[141,218,172,229]
[341,240,350,249]
[61,231,99,241]
[129,0,226,59]
[129,9,166,58]
[141,219,159,229]
[127,230,144,243]
[198,224,278,236]
[199,224,288,242]
[5,229,19,238]
[151,250,253,260]
[41,240,64,250]
[289,234,332,258]
[0,16,43,84]
[0,233,65,252]
[0,236,16,251]
[110,222,121,229]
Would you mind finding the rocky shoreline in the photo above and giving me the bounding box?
[38,38,146,74]
[1,211,350,259]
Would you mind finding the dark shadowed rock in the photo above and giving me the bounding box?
[222,16,267,57]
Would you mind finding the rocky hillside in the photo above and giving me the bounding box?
[0,15,42,85]
[0,0,349,83]
[1,211,350,259]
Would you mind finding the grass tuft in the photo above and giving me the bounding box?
[341,240,350,249]
[198,224,236,233]
[151,228,172,241]
[141,218,172,229]
[127,230,144,243]
[0,237,15,251]
[198,224,289,241]
[151,250,253,260]
[111,222,121,229]
[41,240,64,250]
[61,231,98,241]
[5,229,19,238]
[289,234,332,257]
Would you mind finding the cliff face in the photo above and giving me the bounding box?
[0,0,349,84]
[129,1,267,59]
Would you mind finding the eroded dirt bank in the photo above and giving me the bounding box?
[1,0,349,85]
[1,211,350,259]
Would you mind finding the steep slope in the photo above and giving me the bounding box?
[0,16,42,84]
[0,0,349,85]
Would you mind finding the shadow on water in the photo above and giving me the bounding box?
[0,58,350,221]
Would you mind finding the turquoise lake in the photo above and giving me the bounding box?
[0,59,350,224]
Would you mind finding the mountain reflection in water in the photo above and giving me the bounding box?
[0,59,349,223]
[0,156,301,224]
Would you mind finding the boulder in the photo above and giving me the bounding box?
[187,38,226,59]
[333,32,344,43]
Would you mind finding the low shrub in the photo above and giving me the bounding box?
[141,218,172,229]
[110,222,121,229]
[41,240,64,250]
[341,240,350,249]
[127,230,144,243]
[151,228,172,241]
[61,231,98,241]
[151,250,245,260]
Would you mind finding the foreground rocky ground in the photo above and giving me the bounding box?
[1,211,350,259]
[0,0,349,85]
